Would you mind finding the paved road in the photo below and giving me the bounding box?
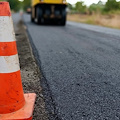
[23,14,120,120]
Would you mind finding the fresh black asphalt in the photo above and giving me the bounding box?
[23,14,120,120]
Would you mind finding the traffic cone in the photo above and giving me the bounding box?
[0,2,36,120]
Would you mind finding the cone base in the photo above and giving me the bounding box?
[0,93,36,120]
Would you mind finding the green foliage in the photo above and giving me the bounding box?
[68,3,73,10]
[0,0,31,11]
[23,0,31,11]
[75,2,87,13]
[68,0,120,14]
[104,0,119,11]
[118,1,120,9]
[89,1,104,13]
[7,0,21,12]
[1,0,120,14]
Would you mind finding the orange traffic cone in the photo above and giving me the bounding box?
[0,2,36,120]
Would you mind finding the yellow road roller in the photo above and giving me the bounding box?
[31,0,67,25]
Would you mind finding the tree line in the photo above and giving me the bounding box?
[0,0,120,13]
[68,0,120,14]
[0,0,30,12]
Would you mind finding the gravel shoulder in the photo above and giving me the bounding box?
[13,14,48,120]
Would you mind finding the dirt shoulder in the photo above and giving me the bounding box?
[14,18,48,120]
[67,14,120,29]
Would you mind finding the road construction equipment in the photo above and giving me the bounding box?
[0,2,36,120]
[31,0,67,25]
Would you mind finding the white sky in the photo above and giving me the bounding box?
[67,0,119,6]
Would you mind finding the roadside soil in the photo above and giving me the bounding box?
[14,19,48,120]
[67,14,120,29]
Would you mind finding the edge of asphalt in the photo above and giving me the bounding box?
[15,19,48,120]
[22,16,62,120]
[67,21,120,37]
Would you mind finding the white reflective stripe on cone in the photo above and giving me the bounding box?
[0,16,15,42]
[0,54,20,73]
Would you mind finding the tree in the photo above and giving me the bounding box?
[0,0,31,11]
[75,2,87,13]
[118,1,120,9]
[68,3,73,10]
[89,1,104,14]
[0,0,21,11]
[23,0,31,11]
[104,0,119,11]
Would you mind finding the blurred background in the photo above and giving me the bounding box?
[1,1,120,119]
[1,0,120,28]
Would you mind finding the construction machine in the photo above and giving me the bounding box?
[31,0,67,25]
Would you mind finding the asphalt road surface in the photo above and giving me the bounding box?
[23,14,120,120]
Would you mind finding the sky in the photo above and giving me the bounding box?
[67,0,107,6]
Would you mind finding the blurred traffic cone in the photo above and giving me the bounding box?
[0,2,36,120]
